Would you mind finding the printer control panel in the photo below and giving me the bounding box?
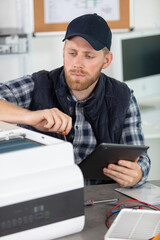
[0,188,84,237]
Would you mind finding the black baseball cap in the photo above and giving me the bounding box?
[63,13,112,51]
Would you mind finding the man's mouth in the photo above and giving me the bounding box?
[70,70,86,78]
[72,73,84,77]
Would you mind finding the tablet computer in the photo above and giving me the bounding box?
[78,143,149,180]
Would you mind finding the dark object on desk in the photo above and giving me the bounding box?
[79,143,149,180]
[84,198,118,206]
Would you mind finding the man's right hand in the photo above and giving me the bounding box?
[26,108,72,134]
[0,100,72,134]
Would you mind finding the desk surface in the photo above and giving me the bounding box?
[58,180,160,240]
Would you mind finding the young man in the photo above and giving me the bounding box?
[0,14,150,187]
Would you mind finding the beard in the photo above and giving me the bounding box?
[64,65,103,91]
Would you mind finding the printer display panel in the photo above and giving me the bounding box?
[0,137,42,154]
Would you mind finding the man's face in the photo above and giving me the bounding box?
[63,36,108,92]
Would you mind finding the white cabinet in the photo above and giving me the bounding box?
[0,0,33,82]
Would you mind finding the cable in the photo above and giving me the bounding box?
[106,199,160,228]
[105,210,120,228]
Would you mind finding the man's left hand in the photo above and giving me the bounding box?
[103,159,142,187]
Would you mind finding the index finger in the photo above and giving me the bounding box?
[43,110,55,129]
[135,157,139,162]
[65,117,72,134]
[118,159,138,169]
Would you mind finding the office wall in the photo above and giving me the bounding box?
[1,0,160,79]
[31,0,160,73]
[134,0,160,29]
[132,0,160,181]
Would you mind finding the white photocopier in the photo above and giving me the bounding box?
[0,121,85,240]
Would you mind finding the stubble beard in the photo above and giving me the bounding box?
[64,65,103,91]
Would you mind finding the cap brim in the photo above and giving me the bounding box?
[63,33,105,51]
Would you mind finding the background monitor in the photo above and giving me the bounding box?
[105,30,160,104]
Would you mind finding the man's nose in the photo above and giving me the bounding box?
[74,55,84,68]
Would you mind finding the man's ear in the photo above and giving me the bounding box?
[63,40,67,58]
[63,44,65,59]
[102,52,113,69]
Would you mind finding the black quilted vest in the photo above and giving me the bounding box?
[26,66,130,144]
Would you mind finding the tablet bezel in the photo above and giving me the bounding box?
[78,143,149,180]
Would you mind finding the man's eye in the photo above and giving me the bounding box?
[86,55,94,59]
[69,52,76,56]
